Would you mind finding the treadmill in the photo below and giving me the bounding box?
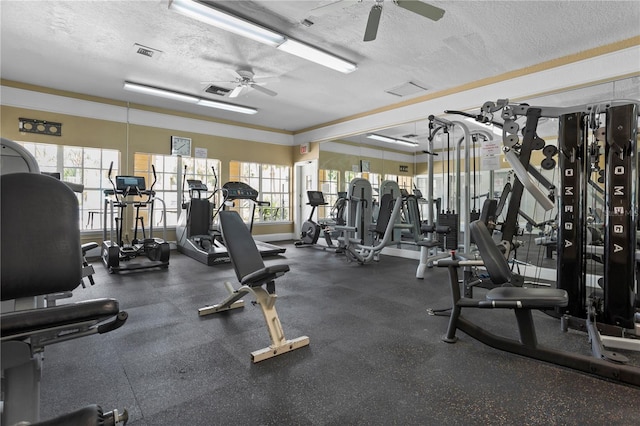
[222,181,287,258]
[176,180,285,265]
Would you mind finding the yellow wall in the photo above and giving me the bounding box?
[292,141,320,163]
[3,83,587,246]
[319,143,416,177]
[1,104,295,242]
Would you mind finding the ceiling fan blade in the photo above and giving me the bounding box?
[230,69,244,79]
[229,85,244,98]
[250,84,277,97]
[252,76,280,84]
[363,4,382,42]
[395,1,445,21]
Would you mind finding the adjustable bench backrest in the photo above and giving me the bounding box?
[1,173,82,300]
[219,210,265,283]
[469,220,512,285]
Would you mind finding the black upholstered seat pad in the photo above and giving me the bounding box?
[486,287,568,308]
[1,298,119,337]
[241,264,290,287]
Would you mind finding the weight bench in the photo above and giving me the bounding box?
[198,210,309,362]
[436,219,640,387]
[1,173,128,425]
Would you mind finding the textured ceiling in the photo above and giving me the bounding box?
[1,1,639,142]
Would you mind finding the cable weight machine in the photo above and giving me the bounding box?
[479,98,640,358]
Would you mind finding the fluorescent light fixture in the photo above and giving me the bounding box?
[367,133,418,147]
[197,98,257,115]
[124,81,198,103]
[124,81,258,115]
[277,39,357,74]
[367,134,397,143]
[169,0,357,74]
[394,139,419,147]
[168,0,285,47]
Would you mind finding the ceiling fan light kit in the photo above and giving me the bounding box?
[168,0,357,74]
[123,81,257,115]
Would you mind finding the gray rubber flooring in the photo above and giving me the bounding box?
[40,242,640,425]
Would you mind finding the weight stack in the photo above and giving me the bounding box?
[438,211,458,250]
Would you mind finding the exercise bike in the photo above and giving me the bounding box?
[295,190,340,250]
[102,162,170,273]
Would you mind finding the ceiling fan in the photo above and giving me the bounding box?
[364,0,445,41]
[203,70,277,98]
[311,0,445,41]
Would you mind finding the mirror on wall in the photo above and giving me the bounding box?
[312,76,640,255]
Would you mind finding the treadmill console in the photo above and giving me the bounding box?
[223,181,259,200]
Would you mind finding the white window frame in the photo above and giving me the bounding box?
[20,141,120,231]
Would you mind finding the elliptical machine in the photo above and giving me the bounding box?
[176,166,229,265]
[102,162,170,273]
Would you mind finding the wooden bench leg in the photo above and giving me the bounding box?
[249,286,310,363]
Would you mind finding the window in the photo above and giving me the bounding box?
[318,169,339,219]
[20,141,120,231]
[229,161,290,223]
[384,174,413,191]
[344,170,360,190]
[361,172,380,193]
[134,153,220,227]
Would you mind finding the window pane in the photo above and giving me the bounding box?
[64,147,83,167]
[83,148,101,168]
[83,168,102,188]
[20,141,119,231]
[33,144,58,167]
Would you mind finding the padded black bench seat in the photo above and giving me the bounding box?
[1,298,121,339]
[484,287,568,309]
[242,265,290,287]
[436,219,640,387]
[418,224,451,248]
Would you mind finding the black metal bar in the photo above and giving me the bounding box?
[604,103,637,328]
[501,108,541,245]
[557,112,585,318]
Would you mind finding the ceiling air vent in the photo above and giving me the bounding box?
[205,85,232,96]
[133,43,163,59]
[385,81,429,97]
